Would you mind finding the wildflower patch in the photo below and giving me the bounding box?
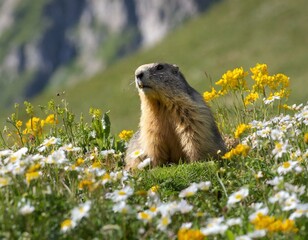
[0,65,307,239]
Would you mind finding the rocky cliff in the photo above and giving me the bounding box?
[0,0,217,108]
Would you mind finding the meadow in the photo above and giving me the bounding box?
[0,64,307,239]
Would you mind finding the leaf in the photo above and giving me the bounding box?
[102,113,111,137]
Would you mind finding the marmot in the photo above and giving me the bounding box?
[125,63,226,169]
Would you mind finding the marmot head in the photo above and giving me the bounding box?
[135,63,193,101]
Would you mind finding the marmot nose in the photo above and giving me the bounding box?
[136,72,144,80]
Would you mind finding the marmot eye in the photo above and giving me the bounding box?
[156,64,164,71]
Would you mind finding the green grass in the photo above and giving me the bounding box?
[30,0,308,134]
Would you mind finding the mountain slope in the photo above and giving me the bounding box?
[0,0,212,110]
[33,0,308,133]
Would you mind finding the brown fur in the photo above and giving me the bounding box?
[125,63,226,169]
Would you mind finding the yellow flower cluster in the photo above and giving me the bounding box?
[22,114,58,136]
[234,123,251,138]
[178,228,205,240]
[203,87,219,102]
[25,163,42,184]
[251,64,289,93]
[118,130,134,141]
[222,143,250,159]
[203,63,290,105]
[78,179,94,190]
[244,92,259,106]
[216,67,248,92]
[89,108,102,118]
[22,117,43,136]
[251,213,298,233]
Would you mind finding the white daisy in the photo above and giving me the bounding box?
[197,181,211,191]
[266,176,283,186]
[177,199,193,214]
[71,201,91,222]
[272,141,289,159]
[112,201,131,214]
[179,183,198,198]
[38,137,60,152]
[201,217,228,236]
[227,188,249,205]
[277,161,298,175]
[289,203,308,220]
[157,216,171,231]
[130,149,144,159]
[249,207,269,222]
[106,186,134,202]
[19,202,35,215]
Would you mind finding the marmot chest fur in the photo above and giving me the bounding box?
[125,63,226,169]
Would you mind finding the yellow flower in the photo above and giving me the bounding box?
[222,151,233,160]
[150,185,159,193]
[250,63,268,79]
[178,228,205,240]
[216,67,248,91]
[78,179,93,190]
[76,158,85,166]
[251,63,270,91]
[251,213,275,230]
[281,104,292,110]
[244,92,259,106]
[24,117,43,136]
[102,172,111,181]
[118,130,134,141]
[273,89,290,99]
[26,171,41,184]
[234,123,251,138]
[222,144,250,159]
[250,63,290,100]
[44,114,58,124]
[251,213,298,233]
[89,108,102,118]
[27,163,41,173]
[91,161,101,169]
[280,219,298,233]
[274,73,289,88]
[203,87,219,102]
[234,144,250,157]
[304,133,308,144]
[16,120,23,128]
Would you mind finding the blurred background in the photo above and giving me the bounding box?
[0,0,307,133]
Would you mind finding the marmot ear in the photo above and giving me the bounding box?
[172,64,179,74]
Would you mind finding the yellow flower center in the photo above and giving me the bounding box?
[275,142,282,150]
[61,219,73,229]
[102,173,111,181]
[235,194,243,200]
[283,162,291,169]
[118,190,126,196]
[161,216,169,226]
[150,206,157,212]
[140,212,150,220]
